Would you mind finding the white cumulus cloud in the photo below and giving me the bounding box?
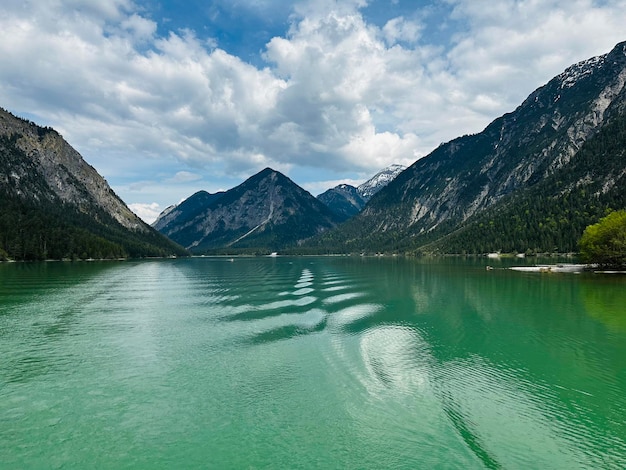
[128,202,163,224]
[1,0,625,212]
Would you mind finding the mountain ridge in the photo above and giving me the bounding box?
[0,109,144,231]
[306,40,626,254]
[4,41,626,258]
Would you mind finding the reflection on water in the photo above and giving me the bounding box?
[580,277,626,333]
[1,257,625,468]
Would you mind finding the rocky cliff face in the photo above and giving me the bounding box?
[155,168,342,252]
[354,41,626,239]
[0,108,145,231]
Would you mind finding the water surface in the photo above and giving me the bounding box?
[1,257,625,468]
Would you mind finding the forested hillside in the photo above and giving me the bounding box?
[303,41,626,255]
[427,114,626,254]
[0,112,188,261]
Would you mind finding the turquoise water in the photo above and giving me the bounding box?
[1,257,625,468]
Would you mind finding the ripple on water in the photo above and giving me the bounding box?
[357,325,432,398]
[322,323,475,467]
[296,269,314,283]
[246,309,328,345]
[220,296,318,322]
[292,287,315,296]
[323,292,365,305]
[431,356,624,469]
[327,303,383,331]
[4,353,77,384]
[321,284,350,292]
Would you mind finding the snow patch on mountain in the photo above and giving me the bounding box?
[558,55,605,89]
[358,164,406,200]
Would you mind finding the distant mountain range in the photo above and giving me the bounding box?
[153,168,341,254]
[0,108,187,260]
[309,40,626,254]
[153,164,406,252]
[4,41,626,258]
[317,164,406,221]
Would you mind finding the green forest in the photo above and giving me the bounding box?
[0,195,188,261]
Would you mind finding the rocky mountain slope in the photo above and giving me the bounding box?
[0,109,141,231]
[0,108,187,260]
[152,190,225,233]
[317,184,365,221]
[317,164,406,220]
[309,41,626,254]
[154,168,342,253]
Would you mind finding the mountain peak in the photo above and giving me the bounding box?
[557,55,605,89]
[254,167,282,179]
[155,167,340,252]
[357,164,406,200]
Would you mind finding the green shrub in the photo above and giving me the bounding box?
[579,210,626,267]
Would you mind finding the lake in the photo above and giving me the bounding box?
[1,256,625,469]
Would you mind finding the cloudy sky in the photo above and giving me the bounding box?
[1,0,625,223]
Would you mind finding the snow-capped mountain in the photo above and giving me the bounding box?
[317,164,406,221]
[357,164,407,200]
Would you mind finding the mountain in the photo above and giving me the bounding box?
[357,164,407,200]
[317,164,406,221]
[317,184,365,221]
[152,190,225,233]
[0,108,188,260]
[309,41,626,254]
[154,168,342,253]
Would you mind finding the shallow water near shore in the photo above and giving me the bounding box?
[1,257,625,468]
